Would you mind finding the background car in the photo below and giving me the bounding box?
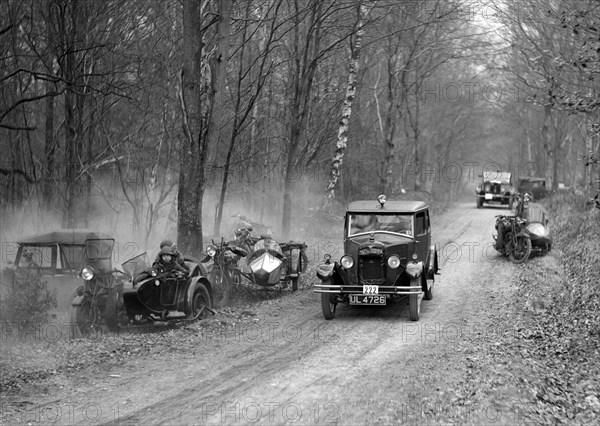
[517,177,547,201]
[4,230,115,317]
[314,195,439,321]
[476,171,515,209]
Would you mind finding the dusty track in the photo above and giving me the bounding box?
[1,203,534,425]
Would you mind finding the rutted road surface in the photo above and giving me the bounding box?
[2,203,533,425]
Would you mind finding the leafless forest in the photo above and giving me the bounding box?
[1,0,599,249]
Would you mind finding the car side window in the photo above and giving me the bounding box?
[18,245,55,269]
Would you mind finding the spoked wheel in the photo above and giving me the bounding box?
[321,292,337,320]
[509,235,532,264]
[408,277,422,321]
[69,302,95,339]
[210,268,231,307]
[191,283,212,320]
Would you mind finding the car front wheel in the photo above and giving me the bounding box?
[320,290,336,320]
[408,277,421,321]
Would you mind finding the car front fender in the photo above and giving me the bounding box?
[316,262,335,280]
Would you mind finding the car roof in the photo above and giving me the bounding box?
[483,171,511,184]
[347,200,428,213]
[18,229,114,245]
[519,177,545,182]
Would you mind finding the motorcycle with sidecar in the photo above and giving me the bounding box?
[69,239,214,339]
[203,222,308,303]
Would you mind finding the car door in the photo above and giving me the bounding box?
[415,211,430,262]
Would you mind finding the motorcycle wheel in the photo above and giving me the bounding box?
[210,268,231,307]
[69,302,94,339]
[408,277,422,321]
[103,287,121,332]
[191,283,212,319]
[509,235,532,264]
[320,287,336,320]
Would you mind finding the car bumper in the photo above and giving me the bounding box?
[313,283,421,295]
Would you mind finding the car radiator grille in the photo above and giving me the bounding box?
[359,256,385,284]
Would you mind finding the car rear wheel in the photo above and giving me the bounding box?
[476,197,483,208]
[321,290,336,320]
[408,277,421,321]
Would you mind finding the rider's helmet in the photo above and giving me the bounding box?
[159,239,174,249]
[159,245,175,263]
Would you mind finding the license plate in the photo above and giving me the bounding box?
[485,194,493,200]
[349,294,386,305]
[363,285,379,294]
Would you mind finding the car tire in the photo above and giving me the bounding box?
[291,277,299,291]
[408,277,421,321]
[476,197,483,208]
[424,277,434,301]
[191,283,212,320]
[508,195,514,210]
[321,291,336,320]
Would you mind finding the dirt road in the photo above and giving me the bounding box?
[1,203,536,425]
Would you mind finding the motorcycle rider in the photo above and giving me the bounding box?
[152,245,188,277]
[155,239,190,273]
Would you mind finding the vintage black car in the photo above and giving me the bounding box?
[517,177,547,201]
[3,230,115,318]
[476,171,515,209]
[314,195,439,321]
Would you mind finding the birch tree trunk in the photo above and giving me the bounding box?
[323,2,372,210]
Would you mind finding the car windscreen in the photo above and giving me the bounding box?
[348,213,413,237]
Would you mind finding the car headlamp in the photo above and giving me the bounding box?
[340,255,354,269]
[405,261,422,278]
[207,245,217,257]
[378,194,387,206]
[81,267,95,281]
[151,269,158,277]
[387,255,401,269]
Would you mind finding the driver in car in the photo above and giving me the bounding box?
[152,246,189,277]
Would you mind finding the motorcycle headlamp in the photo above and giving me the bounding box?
[387,255,401,269]
[340,255,354,269]
[81,267,95,281]
[405,261,422,278]
[207,245,217,257]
